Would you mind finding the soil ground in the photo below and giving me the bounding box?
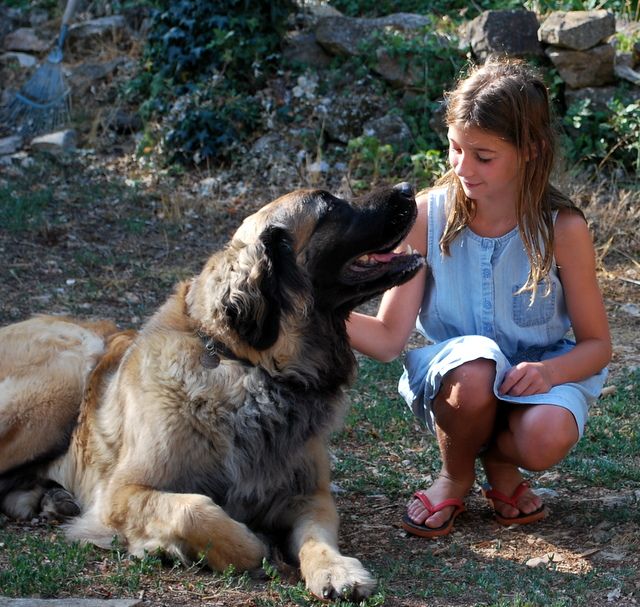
[1,24,639,605]
[0,149,638,607]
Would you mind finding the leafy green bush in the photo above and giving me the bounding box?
[342,19,465,187]
[347,135,395,188]
[562,92,640,174]
[129,0,295,165]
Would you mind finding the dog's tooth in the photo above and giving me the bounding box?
[356,254,376,266]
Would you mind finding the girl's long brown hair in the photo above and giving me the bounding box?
[436,57,583,296]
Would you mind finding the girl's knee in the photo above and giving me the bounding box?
[514,406,579,470]
[440,359,497,413]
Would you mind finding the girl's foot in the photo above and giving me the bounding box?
[406,474,473,530]
[482,460,543,520]
[482,481,547,525]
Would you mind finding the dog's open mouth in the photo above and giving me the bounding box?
[342,244,425,284]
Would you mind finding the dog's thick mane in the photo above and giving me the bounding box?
[165,275,355,524]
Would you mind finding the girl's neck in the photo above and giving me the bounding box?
[468,197,518,238]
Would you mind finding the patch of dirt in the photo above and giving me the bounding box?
[1,21,639,607]
[1,149,639,607]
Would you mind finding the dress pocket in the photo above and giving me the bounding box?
[512,282,556,327]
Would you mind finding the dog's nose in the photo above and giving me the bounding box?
[393,182,414,198]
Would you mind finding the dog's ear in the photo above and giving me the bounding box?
[224,225,305,350]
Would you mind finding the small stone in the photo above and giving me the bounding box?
[0,135,23,155]
[31,130,77,153]
[620,303,640,318]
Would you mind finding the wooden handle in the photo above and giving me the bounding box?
[62,0,80,25]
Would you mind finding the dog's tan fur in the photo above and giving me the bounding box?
[0,186,422,600]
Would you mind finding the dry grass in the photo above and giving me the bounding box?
[570,178,640,272]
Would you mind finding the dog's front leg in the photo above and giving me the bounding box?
[290,441,376,601]
[292,486,376,601]
[107,484,268,571]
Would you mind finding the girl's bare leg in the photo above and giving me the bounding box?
[407,359,498,529]
[482,403,579,518]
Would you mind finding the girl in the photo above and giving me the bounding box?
[347,58,611,538]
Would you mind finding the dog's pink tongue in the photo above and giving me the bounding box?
[369,251,399,262]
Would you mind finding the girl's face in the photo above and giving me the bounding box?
[447,124,521,206]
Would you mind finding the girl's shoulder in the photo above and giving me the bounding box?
[554,206,588,236]
[553,207,593,262]
[416,185,448,211]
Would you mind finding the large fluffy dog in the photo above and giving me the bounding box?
[0,183,423,600]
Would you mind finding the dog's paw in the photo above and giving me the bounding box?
[40,486,81,520]
[205,523,269,572]
[303,553,376,602]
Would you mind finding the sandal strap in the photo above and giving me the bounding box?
[484,481,531,508]
[413,492,464,515]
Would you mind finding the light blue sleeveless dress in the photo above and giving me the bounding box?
[398,187,608,438]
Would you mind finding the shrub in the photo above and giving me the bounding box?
[130,0,295,165]
[562,91,640,174]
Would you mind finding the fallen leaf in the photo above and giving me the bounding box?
[577,548,601,558]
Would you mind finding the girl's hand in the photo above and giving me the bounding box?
[499,362,553,396]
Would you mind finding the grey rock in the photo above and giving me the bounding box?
[316,17,373,57]
[68,16,130,50]
[546,43,615,88]
[316,13,431,57]
[69,58,126,94]
[539,10,615,51]
[373,47,421,88]
[614,62,640,85]
[467,10,543,61]
[362,113,412,151]
[296,2,343,28]
[0,51,37,67]
[564,86,640,113]
[0,135,23,155]
[283,31,332,68]
[3,27,49,53]
[31,129,77,152]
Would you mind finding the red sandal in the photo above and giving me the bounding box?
[401,492,465,538]
[482,481,547,526]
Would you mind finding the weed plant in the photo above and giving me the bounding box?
[122,0,640,183]
[126,0,295,165]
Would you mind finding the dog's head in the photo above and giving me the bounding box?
[187,183,424,354]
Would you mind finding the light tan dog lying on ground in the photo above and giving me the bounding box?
[0,183,423,601]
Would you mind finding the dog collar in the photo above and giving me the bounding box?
[196,330,255,369]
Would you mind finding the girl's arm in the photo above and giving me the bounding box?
[347,193,429,363]
[500,209,612,396]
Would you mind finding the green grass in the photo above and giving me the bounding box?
[561,369,640,488]
[332,359,640,606]
[0,182,53,233]
[0,360,637,605]
[0,530,164,597]
[0,531,95,597]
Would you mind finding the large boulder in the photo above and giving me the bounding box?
[564,85,640,112]
[3,27,49,53]
[467,10,543,61]
[539,10,615,51]
[362,113,412,151]
[68,16,131,52]
[315,13,431,57]
[546,43,615,88]
[283,31,333,68]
